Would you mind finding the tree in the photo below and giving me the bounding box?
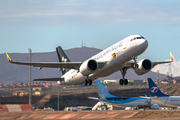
[20,82,23,86]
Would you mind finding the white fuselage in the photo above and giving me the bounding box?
[152,96,180,107]
[58,35,148,85]
[100,97,167,108]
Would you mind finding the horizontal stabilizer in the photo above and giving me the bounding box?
[88,97,99,100]
[33,78,64,81]
[138,100,151,108]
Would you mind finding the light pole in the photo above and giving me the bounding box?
[28,48,32,105]
[58,90,59,111]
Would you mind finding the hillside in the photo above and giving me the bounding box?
[0,47,166,84]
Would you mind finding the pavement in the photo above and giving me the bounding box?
[1,110,180,119]
[0,110,139,119]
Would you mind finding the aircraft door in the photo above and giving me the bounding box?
[164,98,168,105]
[123,41,127,51]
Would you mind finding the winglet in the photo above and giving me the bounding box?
[169,51,174,61]
[5,52,11,62]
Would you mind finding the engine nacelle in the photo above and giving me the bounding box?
[134,59,152,75]
[79,59,98,76]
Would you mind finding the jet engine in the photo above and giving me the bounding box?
[79,59,98,76]
[134,59,152,75]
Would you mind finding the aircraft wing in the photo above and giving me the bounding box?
[125,51,174,68]
[5,52,106,70]
[151,61,172,67]
[137,100,151,108]
[33,78,64,81]
[124,61,172,69]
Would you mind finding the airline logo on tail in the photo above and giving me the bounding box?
[62,56,67,62]
[99,89,105,95]
[150,87,158,93]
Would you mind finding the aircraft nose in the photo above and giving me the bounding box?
[144,39,148,48]
[141,39,148,49]
[138,39,148,51]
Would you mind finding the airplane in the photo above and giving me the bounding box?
[5,35,173,86]
[148,78,180,107]
[89,80,165,109]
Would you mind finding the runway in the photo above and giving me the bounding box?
[1,110,180,119]
[0,110,138,119]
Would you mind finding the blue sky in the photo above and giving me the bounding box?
[1,0,180,62]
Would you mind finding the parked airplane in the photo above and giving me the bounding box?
[89,80,164,109]
[5,35,172,86]
[148,78,180,107]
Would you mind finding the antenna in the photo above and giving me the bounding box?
[81,41,83,48]
[157,70,159,84]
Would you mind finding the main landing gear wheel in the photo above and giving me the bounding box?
[84,79,92,86]
[85,80,88,85]
[119,67,128,85]
[89,80,92,85]
[119,79,128,85]
[119,79,123,85]
[124,79,128,85]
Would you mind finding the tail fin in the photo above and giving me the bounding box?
[96,80,117,99]
[56,46,70,75]
[147,78,169,97]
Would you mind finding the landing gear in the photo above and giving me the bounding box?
[124,79,128,85]
[85,80,88,85]
[119,56,138,85]
[119,79,123,85]
[131,56,139,68]
[119,79,128,85]
[119,67,128,85]
[85,77,92,86]
[89,80,92,85]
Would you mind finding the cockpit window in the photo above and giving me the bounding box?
[136,37,141,39]
[130,36,145,41]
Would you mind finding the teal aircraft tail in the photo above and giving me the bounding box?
[96,80,117,99]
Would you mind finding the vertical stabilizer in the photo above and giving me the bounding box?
[96,80,117,99]
[147,78,169,97]
[56,46,70,75]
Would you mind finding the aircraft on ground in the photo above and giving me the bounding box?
[5,35,173,86]
[89,80,166,109]
[148,78,180,107]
